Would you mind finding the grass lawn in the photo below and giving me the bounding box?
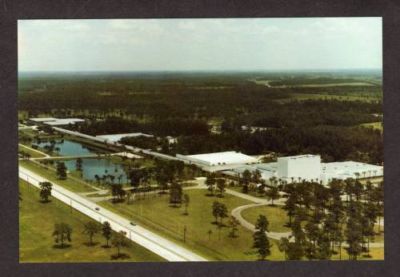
[19,179,164,262]
[19,160,96,193]
[99,189,286,261]
[228,186,266,200]
[360,122,383,132]
[241,205,291,233]
[19,144,47,158]
[330,246,384,261]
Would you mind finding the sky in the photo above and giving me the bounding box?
[18,18,382,72]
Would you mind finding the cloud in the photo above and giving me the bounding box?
[18,18,382,71]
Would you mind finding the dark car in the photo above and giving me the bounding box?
[130,222,136,226]
[95,207,100,211]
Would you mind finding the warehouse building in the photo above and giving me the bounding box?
[226,154,383,185]
[28,117,85,126]
[96,133,154,143]
[176,151,258,167]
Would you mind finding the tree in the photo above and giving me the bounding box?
[345,200,364,260]
[129,169,143,192]
[304,220,320,260]
[252,169,262,184]
[169,182,182,207]
[56,161,67,180]
[266,186,279,206]
[241,170,252,193]
[283,190,297,227]
[253,215,271,260]
[216,178,226,197]
[39,181,52,203]
[205,173,216,196]
[212,201,228,225]
[207,229,212,240]
[183,193,190,215]
[111,184,126,203]
[82,221,101,246]
[212,201,220,223]
[111,231,132,259]
[279,237,304,260]
[75,157,83,172]
[228,216,240,238]
[52,223,72,248]
[102,221,112,247]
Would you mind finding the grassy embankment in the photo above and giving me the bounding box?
[19,160,95,193]
[18,144,47,158]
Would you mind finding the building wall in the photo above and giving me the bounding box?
[277,155,321,182]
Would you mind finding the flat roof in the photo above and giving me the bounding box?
[322,161,382,173]
[278,154,320,161]
[186,151,258,165]
[45,118,85,126]
[29,117,84,125]
[96,133,154,143]
[29,117,57,122]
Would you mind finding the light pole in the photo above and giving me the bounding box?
[183,225,187,243]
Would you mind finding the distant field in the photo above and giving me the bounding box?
[282,93,381,103]
[280,82,375,88]
[360,122,383,131]
[19,179,164,262]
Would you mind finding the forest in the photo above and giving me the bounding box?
[18,71,383,164]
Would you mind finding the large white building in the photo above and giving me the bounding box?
[176,151,258,167]
[277,155,321,183]
[227,154,383,185]
[321,161,383,184]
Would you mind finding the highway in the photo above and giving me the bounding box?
[19,165,207,262]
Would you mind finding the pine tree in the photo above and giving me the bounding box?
[252,215,271,260]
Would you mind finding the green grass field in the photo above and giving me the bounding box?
[241,205,290,233]
[19,179,164,262]
[228,186,266,199]
[360,122,383,132]
[19,160,96,193]
[99,189,286,261]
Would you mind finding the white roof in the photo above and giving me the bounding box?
[278,154,320,161]
[322,161,382,176]
[30,117,84,125]
[45,118,85,126]
[29,117,57,122]
[96,133,153,143]
[186,151,258,165]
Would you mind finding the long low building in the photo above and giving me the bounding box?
[96,133,154,143]
[176,151,258,167]
[28,117,85,126]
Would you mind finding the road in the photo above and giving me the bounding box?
[19,166,207,262]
